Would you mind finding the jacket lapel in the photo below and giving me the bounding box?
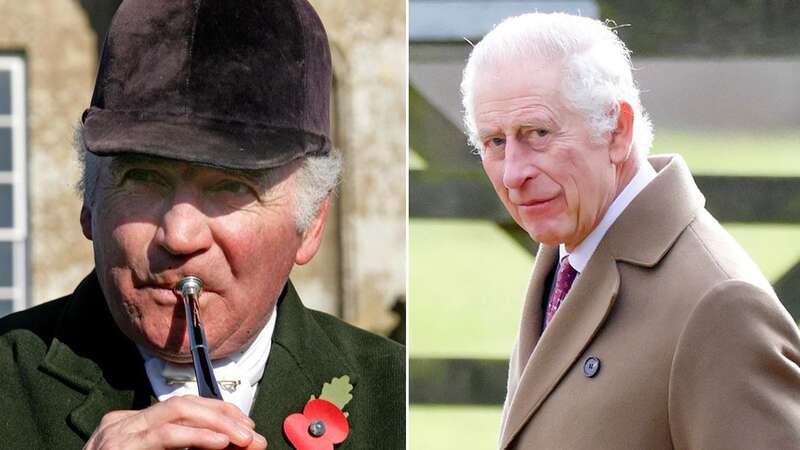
[500,245,619,448]
[38,273,153,440]
[250,281,358,448]
[499,244,555,438]
[501,244,554,416]
[515,245,556,370]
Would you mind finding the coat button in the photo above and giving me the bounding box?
[583,356,601,378]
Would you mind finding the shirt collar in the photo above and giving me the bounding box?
[560,161,657,273]
[138,303,277,413]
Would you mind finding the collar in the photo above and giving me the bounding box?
[139,304,277,414]
[560,161,657,273]
[601,154,705,265]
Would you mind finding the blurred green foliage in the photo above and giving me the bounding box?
[598,0,800,56]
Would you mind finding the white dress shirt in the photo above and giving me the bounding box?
[138,305,277,414]
[560,162,657,273]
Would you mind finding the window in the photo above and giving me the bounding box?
[0,55,27,318]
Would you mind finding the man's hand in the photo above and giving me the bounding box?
[84,396,268,450]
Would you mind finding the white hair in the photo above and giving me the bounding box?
[461,13,653,160]
[75,125,341,232]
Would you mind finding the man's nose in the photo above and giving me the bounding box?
[155,190,213,256]
[502,138,537,190]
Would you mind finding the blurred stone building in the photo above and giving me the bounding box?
[0,0,406,340]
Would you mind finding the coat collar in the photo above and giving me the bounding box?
[38,272,357,445]
[500,155,705,448]
[603,154,705,266]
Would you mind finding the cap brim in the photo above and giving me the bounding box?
[83,108,331,170]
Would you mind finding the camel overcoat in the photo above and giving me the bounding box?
[499,155,800,449]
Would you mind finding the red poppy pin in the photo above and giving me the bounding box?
[283,375,353,450]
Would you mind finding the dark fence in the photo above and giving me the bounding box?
[411,358,508,405]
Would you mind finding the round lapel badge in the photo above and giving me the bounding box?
[583,356,601,378]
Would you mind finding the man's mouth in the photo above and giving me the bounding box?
[134,274,216,301]
[515,194,559,208]
[140,285,184,306]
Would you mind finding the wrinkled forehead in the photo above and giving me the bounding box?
[473,58,567,111]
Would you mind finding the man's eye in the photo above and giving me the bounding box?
[123,168,163,184]
[525,129,550,148]
[214,180,254,196]
[485,137,506,150]
[528,128,549,139]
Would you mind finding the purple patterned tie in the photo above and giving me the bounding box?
[545,256,578,328]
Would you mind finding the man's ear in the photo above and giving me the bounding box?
[609,101,634,165]
[80,205,93,240]
[295,195,331,265]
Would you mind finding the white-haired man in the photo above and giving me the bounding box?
[461,13,800,449]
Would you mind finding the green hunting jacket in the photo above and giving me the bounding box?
[0,272,405,449]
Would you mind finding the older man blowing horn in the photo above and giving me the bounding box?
[0,1,405,449]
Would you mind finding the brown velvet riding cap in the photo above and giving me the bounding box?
[82,0,332,170]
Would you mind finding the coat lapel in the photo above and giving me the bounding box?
[515,245,556,371]
[38,273,153,440]
[250,281,358,448]
[500,245,619,448]
[499,244,555,439]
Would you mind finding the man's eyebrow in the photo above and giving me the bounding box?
[108,154,273,187]
[478,128,500,140]
[220,167,271,186]
[518,116,558,129]
[108,154,161,177]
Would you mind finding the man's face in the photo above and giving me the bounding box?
[81,156,326,362]
[473,60,621,250]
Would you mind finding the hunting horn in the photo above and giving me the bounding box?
[176,276,223,400]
